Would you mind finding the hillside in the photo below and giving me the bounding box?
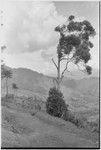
[1,67,99,120]
[2,105,99,148]
[1,66,99,148]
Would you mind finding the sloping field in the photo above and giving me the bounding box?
[1,106,99,148]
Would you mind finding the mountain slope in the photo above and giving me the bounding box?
[2,106,98,147]
[1,67,99,147]
[1,67,99,115]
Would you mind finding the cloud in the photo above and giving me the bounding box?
[3,50,57,75]
[41,45,57,61]
[2,1,66,54]
[2,1,99,75]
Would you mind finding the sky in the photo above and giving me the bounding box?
[1,1,99,76]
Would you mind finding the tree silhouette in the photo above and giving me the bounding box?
[12,83,18,97]
[52,15,96,90]
[1,45,6,80]
[2,68,13,97]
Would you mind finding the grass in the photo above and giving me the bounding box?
[1,95,99,148]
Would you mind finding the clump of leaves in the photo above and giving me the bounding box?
[54,15,96,75]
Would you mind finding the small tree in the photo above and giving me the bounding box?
[46,87,67,118]
[52,15,96,90]
[2,68,13,97]
[12,83,18,97]
[1,45,6,80]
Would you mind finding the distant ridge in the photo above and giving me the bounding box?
[49,69,99,80]
[4,65,99,79]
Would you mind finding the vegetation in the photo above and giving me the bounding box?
[46,15,97,131]
[2,68,13,97]
[52,15,96,90]
[1,94,14,106]
[46,87,67,118]
[21,96,41,113]
[62,110,86,128]
[1,94,42,115]
[12,83,18,97]
[1,45,6,80]
[86,120,99,133]
[62,109,99,134]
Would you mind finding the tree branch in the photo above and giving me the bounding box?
[52,78,58,88]
[60,58,68,61]
[53,78,58,84]
[60,60,69,81]
[52,58,58,69]
[76,64,86,74]
[60,57,74,81]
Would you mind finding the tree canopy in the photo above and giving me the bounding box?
[54,15,96,79]
[1,68,13,79]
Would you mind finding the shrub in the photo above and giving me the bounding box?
[87,120,99,133]
[46,87,67,118]
[62,110,87,128]
[62,110,75,122]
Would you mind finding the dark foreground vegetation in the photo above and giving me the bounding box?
[46,87,99,134]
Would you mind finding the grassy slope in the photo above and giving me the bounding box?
[1,67,99,122]
[2,106,99,148]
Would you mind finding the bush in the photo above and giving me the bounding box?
[87,121,99,133]
[46,87,67,118]
[63,110,87,128]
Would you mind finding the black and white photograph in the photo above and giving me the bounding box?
[1,0,100,148]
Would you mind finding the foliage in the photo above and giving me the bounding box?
[87,120,99,133]
[1,67,13,97]
[12,83,18,90]
[46,87,67,117]
[54,15,96,77]
[62,110,99,134]
[21,96,41,114]
[85,65,92,75]
[1,67,12,79]
[1,95,42,115]
[62,110,88,128]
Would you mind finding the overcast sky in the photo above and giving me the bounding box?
[1,1,99,76]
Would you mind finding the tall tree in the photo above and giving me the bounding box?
[52,15,96,90]
[2,68,13,97]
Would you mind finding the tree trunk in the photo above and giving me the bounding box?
[15,90,17,98]
[5,78,8,98]
[14,90,16,104]
[57,56,61,91]
[14,89,15,98]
